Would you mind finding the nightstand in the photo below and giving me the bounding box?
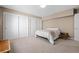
[59,32,70,40]
[0,40,10,53]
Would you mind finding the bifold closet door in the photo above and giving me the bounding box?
[28,17,42,37]
[36,19,42,30]
[3,12,42,39]
[29,17,37,36]
[19,15,28,38]
[3,12,18,39]
[74,13,79,41]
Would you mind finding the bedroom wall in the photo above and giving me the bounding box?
[43,9,74,37]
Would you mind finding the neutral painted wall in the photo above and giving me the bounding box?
[43,9,74,20]
[43,15,74,37]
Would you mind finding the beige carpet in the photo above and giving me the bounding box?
[9,37,79,53]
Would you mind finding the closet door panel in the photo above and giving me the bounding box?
[3,12,18,39]
[74,29,79,41]
[30,17,37,36]
[74,13,79,41]
[28,17,42,37]
[36,19,42,30]
[19,15,28,38]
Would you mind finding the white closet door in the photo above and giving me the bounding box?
[30,17,37,36]
[3,12,18,39]
[19,15,28,38]
[74,13,79,41]
[36,19,42,30]
[28,17,42,37]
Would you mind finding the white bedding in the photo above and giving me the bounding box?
[35,28,60,45]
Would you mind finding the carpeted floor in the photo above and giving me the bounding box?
[9,37,79,53]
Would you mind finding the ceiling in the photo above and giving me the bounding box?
[1,5,79,17]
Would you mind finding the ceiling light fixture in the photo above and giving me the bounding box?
[40,5,46,8]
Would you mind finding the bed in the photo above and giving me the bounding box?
[35,28,60,45]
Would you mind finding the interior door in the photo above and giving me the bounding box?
[19,15,28,38]
[74,13,79,41]
[3,12,19,39]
